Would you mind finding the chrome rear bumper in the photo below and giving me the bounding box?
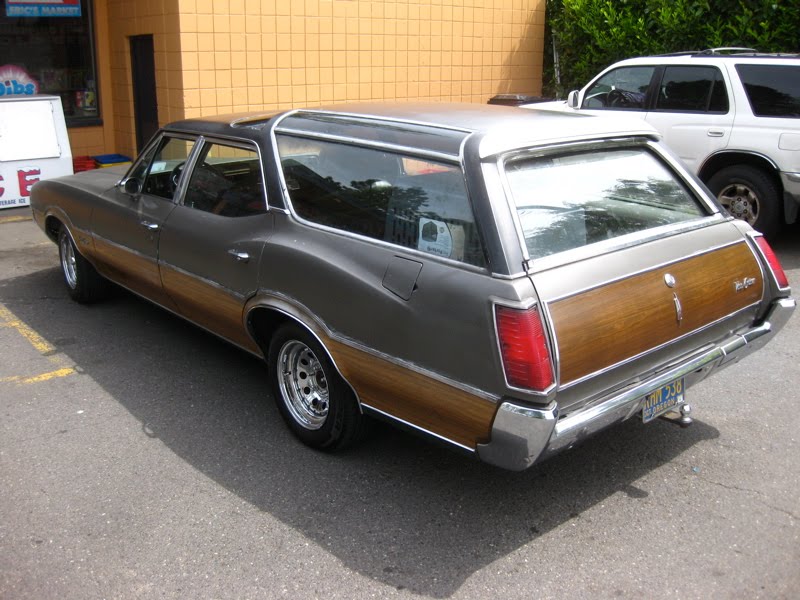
[477,297,796,471]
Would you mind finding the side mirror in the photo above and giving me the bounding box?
[123,178,141,195]
[567,90,580,109]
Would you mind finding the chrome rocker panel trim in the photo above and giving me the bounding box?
[477,297,796,471]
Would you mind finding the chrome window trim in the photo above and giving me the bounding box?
[180,135,270,214]
[273,127,463,163]
[270,131,490,274]
[119,133,201,201]
[494,138,723,270]
[557,301,762,390]
[290,108,473,136]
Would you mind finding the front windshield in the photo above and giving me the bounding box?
[504,147,708,259]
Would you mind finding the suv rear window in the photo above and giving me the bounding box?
[735,64,800,118]
[504,148,707,258]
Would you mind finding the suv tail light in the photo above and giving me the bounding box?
[755,236,789,289]
[495,304,554,391]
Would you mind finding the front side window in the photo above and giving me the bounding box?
[183,142,266,217]
[276,135,485,267]
[504,147,707,259]
[127,136,196,201]
[582,66,655,110]
[654,66,729,113]
[735,64,800,118]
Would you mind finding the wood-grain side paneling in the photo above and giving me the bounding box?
[549,242,763,384]
[92,237,179,312]
[160,265,261,354]
[327,339,497,449]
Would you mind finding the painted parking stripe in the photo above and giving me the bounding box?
[0,303,75,384]
[0,368,75,385]
[0,304,55,354]
[0,215,31,224]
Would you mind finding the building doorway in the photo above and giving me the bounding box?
[129,35,158,153]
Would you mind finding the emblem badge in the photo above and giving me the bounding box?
[734,277,756,292]
[664,273,676,288]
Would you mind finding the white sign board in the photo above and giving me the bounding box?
[0,95,73,209]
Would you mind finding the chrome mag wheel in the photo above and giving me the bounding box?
[277,340,330,430]
[59,232,78,289]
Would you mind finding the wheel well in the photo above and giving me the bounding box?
[699,152,782,192]
[248,305,364,410]
[44,215,63,243]
[248,307,293,355]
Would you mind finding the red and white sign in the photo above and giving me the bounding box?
[0,95,73,209]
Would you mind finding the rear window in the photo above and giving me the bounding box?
[504,148,707,258]
[735,64,800,118]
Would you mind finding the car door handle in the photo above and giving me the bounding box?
[227,249,250,263]
[140,221,160,231]
[707,129,725,138]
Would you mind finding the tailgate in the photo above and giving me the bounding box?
[532,222,764,411]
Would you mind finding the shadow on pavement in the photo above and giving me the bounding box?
[2,266,721,597]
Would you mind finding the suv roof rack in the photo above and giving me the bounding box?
[656,47,799,59]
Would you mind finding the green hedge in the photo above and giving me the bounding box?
[545,0,800,97]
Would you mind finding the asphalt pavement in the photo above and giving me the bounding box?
[1,206,798,599]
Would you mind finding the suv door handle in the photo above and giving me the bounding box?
[227,249,250,263]
[707,129,725,138]
[140,220,160,231]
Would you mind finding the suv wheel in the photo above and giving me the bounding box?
[707,165,780,238]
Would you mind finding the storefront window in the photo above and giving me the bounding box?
[0,0,100,126]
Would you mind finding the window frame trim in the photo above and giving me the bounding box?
[273,131,489,272]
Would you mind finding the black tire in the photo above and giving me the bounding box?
[58,228,108,303]
[707,165,781,238]
[267,323,367,451]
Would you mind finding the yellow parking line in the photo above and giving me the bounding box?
[0,367,75,385]
[0,305,55,354]
[0,215,31,224]
[0,303,77,386]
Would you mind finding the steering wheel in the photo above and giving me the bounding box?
[607,89,627,108]
[170,161,186,191]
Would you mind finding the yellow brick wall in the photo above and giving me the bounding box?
[80,0,545,158]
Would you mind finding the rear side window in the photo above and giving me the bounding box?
[504,148,707,259]
[736,64,800,118]
[276,135,486,267]
[654,66,729,113]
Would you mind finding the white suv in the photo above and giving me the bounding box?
[527,49,800,237]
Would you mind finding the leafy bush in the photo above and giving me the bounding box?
[545,0,800,97]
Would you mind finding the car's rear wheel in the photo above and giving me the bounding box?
[707,165,780,238]
[267,323,366,450]
[58,228,108,303]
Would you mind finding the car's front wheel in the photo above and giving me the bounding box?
[267,323,367,451]
[707,165,781,238]
[58,228,108,303]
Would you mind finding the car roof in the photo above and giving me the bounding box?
[165,103,660,159]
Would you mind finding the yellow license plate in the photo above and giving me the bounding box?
[642,378,684,423]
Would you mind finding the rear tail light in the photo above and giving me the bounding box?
[755,236,789,289]
[495,304,554,391]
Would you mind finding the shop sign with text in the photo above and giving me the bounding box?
[6,0,81,18]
